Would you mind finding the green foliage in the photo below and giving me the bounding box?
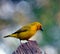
[33,0,60,45]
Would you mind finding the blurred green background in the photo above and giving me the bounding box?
[0,0,60,54]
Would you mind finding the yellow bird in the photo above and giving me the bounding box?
[4,22,43,40]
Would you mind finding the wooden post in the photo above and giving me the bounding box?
[12,41,46,54]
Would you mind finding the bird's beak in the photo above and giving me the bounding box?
[40,28,44,31]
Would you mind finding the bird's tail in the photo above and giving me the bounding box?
[4,35,10,38]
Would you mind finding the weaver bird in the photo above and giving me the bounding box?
[4,22,43,40]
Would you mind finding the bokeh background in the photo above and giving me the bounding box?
[0,0,60,54]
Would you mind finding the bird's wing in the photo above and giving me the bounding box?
[13,26,30,34]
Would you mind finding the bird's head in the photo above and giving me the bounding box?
[33,22,43,31]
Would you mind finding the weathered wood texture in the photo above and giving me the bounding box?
[12,41,46,54]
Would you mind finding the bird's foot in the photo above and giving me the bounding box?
[19,40,23,45]
[27,40,35,42]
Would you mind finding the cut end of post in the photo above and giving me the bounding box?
[12,40,46,54]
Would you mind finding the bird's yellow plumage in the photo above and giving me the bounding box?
[4,22,43,40]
